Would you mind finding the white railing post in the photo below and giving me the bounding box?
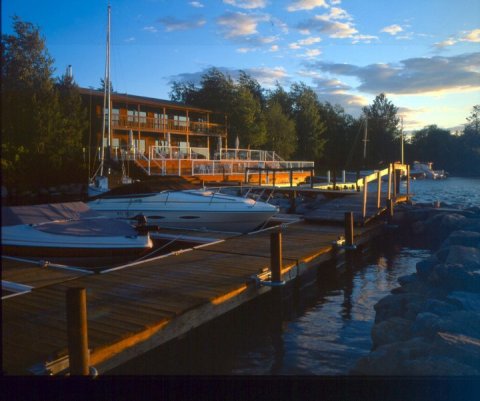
[377,171,381,208]
[363,177,368,219]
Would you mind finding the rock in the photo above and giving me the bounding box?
[371,317,413,349]
[412,312,441,338]
[416,256,439,279]
[401,355,479,375]
[442,230,480,249]
[425,299,460,316]
[374,293,425,323]
[432,332,480,371]
[412,307,480,337]
[398,273,418,287]
[441,246,480,269]
[431,264,480,292]
[351,337,433,375]
[447,291,480,311]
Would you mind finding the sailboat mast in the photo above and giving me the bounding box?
[100,5,111,176]
[107,4,111,151]
[401,117,404,165]
[362,113,368,165]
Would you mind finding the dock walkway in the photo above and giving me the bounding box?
[2,193,406,375]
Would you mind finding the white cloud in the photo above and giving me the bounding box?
[289,36,321,49]
[157,17,206,32]
[217,12,263,37]
[270,45,279,52]
[296,7,376,42]
[308,52,480,95]
[304,48,321,57]
[223,0,268,9]
[287,0,328,12]
[189,1,204,8]
[124,36,135,43]
[381,24,403,35]
[143,26,158,33]
[461,28,480,43]
[435,38,457,49]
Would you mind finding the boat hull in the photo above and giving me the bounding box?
[88,189,278,233]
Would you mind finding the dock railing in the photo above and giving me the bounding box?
[357,163,409,219]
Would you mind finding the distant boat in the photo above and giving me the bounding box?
[410,161,447,180]
[1,202,153,265]
[88,188,279,233]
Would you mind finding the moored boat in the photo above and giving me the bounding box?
[1,202,153,265]
[410,161,447,180]
[88,188,279,233]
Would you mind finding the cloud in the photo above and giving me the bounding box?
[189,1,204,8]
[223,0,268,9]
[217,12,265,37]
[270,45,279,52]
[295,6,376,42]
[381,24,403,35]
[304,48,322,57]
[307,52,480,95]
[461,28,480,43]
[143,26,158,33]
[157,16,206,32]
[434,38,457,49]
[287,0,328,12]
[168,66,289,88]
[124,36,136,43]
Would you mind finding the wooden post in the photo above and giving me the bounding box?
[289,169,293,188]
[310,169,314,189]
[386,198,394,223]
[387,164,392,199]
[393,165,397,198]
[376,171,382,209]
[66,287,89,375]
[270,231,282,283]
[344,212,354,247]
[273,170,276,187]
[289,190,297,213]
[362,177,368,219]
[406,164,410,196]
[395,168,401,196]
[258,169,262,186]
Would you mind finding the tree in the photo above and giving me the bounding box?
[362,93,400,166]
[264,100,296,159]
[289,83,326,162]
[465,104,480,135]
[1,16,87,189]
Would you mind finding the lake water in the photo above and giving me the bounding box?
[110,177,480,375]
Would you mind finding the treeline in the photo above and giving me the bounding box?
[2,17,480,195]
[171,68,480,177]
[1,17,88,192]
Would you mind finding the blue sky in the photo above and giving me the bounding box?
[2,0,480,131]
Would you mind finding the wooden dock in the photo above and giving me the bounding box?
[2,166,409,375]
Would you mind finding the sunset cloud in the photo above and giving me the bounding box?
[308,52,480,95]
[381,24,403,35]
[461,28,480,43]
[287,0,328,12]
[223,0,268,9]
[217,12,265,37]
[157,16,206,32]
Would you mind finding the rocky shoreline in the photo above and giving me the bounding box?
[352,203,480,375]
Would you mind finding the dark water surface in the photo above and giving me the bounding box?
[110,177,479,375]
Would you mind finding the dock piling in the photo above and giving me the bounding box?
[270,231,282,284]
[344,212,354,248]
[386,198,394,223]
[66,287,89,375]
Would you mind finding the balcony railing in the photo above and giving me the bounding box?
[106,115,225,135]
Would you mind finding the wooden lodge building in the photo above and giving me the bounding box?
[79,88,313,185]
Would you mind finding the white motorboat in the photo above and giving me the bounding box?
[88,188,279,233]
[1,202,153,264]
[410,162,447,180]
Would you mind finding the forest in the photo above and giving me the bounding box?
[2,17,480,193]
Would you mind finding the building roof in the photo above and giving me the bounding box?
[78,87,217,114]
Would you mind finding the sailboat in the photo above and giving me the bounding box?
[88,5,112,197]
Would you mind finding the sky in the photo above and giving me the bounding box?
[2,0,480,132]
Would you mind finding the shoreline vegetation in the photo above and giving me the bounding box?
[352,202,480,375]
[2,17,480,195]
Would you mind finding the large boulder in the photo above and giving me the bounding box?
[447,291,480,311]
[430,264,480,292]
[371,317,413,349]
[442,230,480,249]
[373,293,426,323]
